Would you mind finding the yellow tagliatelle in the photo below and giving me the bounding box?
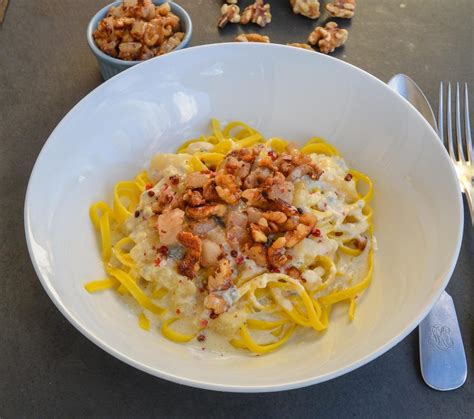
[84,277,117,293]
[161,318,196,343]
[86,118,374,355]
[139,312,151,331]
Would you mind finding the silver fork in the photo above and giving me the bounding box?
[439,82,474,223]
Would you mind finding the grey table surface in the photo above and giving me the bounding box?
[1,0,473,417]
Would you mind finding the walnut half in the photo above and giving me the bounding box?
[326,0,356,18]
[308,22,348,54]
[287,42,314,51]
[241,0,272,27]
[289,0,320,19]
[218,4,241,29]
[235,33,270,43]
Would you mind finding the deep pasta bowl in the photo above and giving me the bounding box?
[25,43,463,392]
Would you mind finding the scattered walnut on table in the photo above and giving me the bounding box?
[326,0,356,18]
[234,33,270,43]
[308,21,348,54]
[241,0,272,27]
[218,4,241,28]
[287,42,314,51]
[289,0,320,19]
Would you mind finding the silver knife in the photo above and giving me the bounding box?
[388,74,467,391]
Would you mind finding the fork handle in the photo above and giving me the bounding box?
[419,291,467,390]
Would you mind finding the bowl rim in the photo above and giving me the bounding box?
[86,0,193,66]
[24,43,464,393]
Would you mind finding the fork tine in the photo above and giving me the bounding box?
[438,82,444,143]
[446,83,456,159]
[465,83,472,164]
[456,83,466,162]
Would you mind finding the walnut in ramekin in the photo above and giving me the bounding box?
[93,0,185,61]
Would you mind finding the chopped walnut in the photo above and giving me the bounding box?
[118,42,142,60]
[244,243,268,266]
[283,216,299,231]
[326,0,356,18]
[159,32,185,55]
[287,43,315,51]
[226,0,238,3]
[272,199,300,217]
[284,213,316,247]
[93,0,184,61]
[241,188,268,208]
[218,4,241,29]
[186,204,227,220]
[183,189,205,207]
[289,0,320,19]
[268,222,279,233]
[258,156,279,172]
[208,259,233,291]
[300,213,317,226]
[263,211,288,225]
[241,0,272,27]
[177,231,202,279]
[224,155,252,178]
[215,172,241,204]
[308,22,348,54]
[267,237,288,268]
[257,217,270,231]
[202,181,220,202]
[250,223,268,243]
[285,224,310,248]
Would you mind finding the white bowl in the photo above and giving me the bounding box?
[25,44,463,392]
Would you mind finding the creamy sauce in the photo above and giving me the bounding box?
[123,150,372,352]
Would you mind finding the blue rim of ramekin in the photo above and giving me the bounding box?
[86,0,193,66]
